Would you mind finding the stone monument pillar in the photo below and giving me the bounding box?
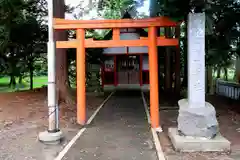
[168,13,230,152]
[177,13,219,139]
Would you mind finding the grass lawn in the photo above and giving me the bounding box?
[0,76,47,93]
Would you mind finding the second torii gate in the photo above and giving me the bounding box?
[53,17,179,130]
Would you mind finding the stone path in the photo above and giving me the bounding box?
[63,91,158,160]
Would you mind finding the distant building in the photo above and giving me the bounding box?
[101,12,150,91]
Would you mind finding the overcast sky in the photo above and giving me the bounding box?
[64,0,149,19]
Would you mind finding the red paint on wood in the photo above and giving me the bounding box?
[114,56,117,86]
[56,38,179,49]
[113,28,120,40]
[103,52,148,56]
[140,55,143,86]
[142,70,149,84]
[148,26,159,128]
[53,17,179,30]
[76,29,86,125]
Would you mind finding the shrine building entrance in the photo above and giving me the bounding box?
[117,55,140,85]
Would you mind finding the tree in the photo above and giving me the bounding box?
[235,42,240,82]
[52,0,75,104]
[0,0,48,89]
[151,0,240,87]
[97,0,145,19]
[0,0,29,87]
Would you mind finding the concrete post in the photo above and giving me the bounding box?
[38,0,63,144]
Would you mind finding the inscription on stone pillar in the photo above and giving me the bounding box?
[188,13,206,107]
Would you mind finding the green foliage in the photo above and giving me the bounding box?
[97,0,145,19]
[236,43,240,57]
[0,0,48,90]
[0,0,238,91]
[155,0,239,66]
[206,1,240,67]
[0,76,47,92]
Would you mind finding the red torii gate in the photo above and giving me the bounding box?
[53,17,180,129]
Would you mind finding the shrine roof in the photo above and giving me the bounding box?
[102,11,148,40]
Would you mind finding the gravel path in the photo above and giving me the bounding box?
[0,91,108,160]
[0,122,79,160]
[63,91,158,160]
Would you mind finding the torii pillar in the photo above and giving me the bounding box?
[149,26,161,131]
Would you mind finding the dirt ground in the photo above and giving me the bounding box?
[145,93,240,160]
[0,89,239,160]
[0,89,109,160]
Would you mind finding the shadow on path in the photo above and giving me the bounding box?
[63,91,158,160]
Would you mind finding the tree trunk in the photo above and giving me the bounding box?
[8,62,16,88]
[175,26,181,97]
[235,55,240,83]
[207,66,214,95]
[53,0,75,105]
[29,63,34,90]
[164,48,172,93]
[149,0,158,17]
[205,67,208,93]
[164,28,172,94]
[18,75,23,84]
[224,67,228,81]
[217,67,221,78]
[9,74,16,88]
[182,16,188,87]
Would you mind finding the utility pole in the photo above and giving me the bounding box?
[38,0,63,144]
